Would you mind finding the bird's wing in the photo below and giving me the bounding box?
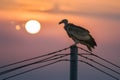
[66,24,91,40]
[69,24,90,33]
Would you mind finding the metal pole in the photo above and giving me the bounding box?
[70,45,78,80]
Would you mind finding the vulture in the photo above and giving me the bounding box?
[59,19,97,51]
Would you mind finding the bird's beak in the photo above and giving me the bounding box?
[59,21,62,25]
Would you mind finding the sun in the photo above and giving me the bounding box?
[25,20,41,34]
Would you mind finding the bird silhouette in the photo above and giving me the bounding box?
[59,19,97,51]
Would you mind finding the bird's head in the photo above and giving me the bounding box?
[59,19,68,25]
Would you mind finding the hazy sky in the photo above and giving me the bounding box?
[0,0,120,80]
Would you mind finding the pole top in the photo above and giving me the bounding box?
[70,45,77,48]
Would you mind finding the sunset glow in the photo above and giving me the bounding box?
[0,0,120,80]
[15,25,21,31]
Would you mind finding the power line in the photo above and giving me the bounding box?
[79,60,119,80]
[3,58,119,80]
[2,59,66,80]
[64,59,119,80]
[0,46,70,69]
[0,54,69,76]
[78,54,120,75]
[1,45,119,80]
[78,46,120,69]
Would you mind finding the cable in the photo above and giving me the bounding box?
[64,59,119,80]
[2,59,66,80]
[78,46,120,69]
[2,58,119,80]
[78,54,120,75]
[79,60,119,80]
[0,54,69,75]
[0,46,70,69]
[0,54,69,76]
[1,45,119,80]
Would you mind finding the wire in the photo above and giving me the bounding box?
[1,45,119,80]
[79,60,120,80]
[0,54,69,76]
[64,59,119,80]
[0,46,70,69]
[78,46,120,69]
[2,59,66,80]
[79,60,119,80]
[3,58,119,80]
[2,56,119,80]
[78,54,120,75]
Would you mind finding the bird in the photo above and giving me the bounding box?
[59,19,97,51]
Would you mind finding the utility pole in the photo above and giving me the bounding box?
[70,45,78,80]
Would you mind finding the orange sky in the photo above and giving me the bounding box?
[0,0,120,80]
[0,0,120,61]
[0,0,120,21]
[0,0,120,58]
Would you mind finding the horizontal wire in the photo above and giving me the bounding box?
[64,59,119,80]
[78,54,120,75]
[2,59,119,80]
[0,54,69,76]
[0,46,70,69]
[1,45,119,80]
[78,46,120,69]
[2,59,67,80]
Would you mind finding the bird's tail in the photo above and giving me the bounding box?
[85,35,97,51]
[89,35,97,48]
